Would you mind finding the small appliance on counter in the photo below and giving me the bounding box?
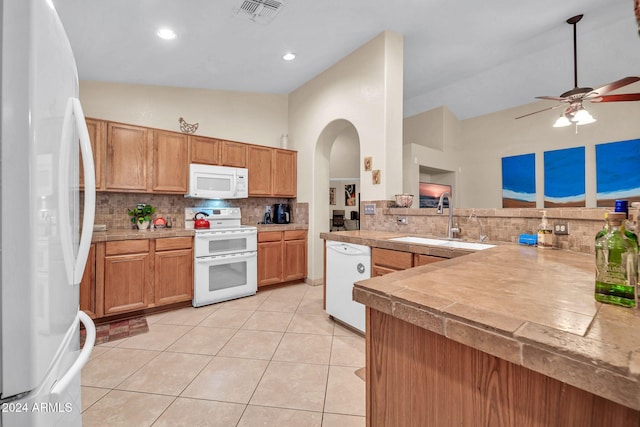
[272,203,291,224]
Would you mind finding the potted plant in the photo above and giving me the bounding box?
[127,203,156,230]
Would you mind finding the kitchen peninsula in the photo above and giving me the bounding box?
[321,230,640,427]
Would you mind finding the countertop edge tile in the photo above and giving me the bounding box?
[444,318,522,365]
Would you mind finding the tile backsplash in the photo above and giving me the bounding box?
[92,192,308,229]
[360,200,609,254]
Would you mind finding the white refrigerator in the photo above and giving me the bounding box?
[1,0,97,426]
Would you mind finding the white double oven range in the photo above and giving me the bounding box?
[185,207,257,307]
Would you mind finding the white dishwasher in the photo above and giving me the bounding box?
[325,241,371,333]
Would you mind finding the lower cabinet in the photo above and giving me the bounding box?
[258,229,307,287]
[154,237,193,305]
[103,240,152,315]
[80,236,194,320]
[372,247,445,276]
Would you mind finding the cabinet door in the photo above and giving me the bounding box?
[103,253,150,315]
[105,122,150,192]
[155,248,193,305]
[273,149,297,197]
[221,140,247,167]
[248,145,273,196]
[80,118,105,190]
[283,239,306,281]
[79,244,96,318]
[258,241,283,287]
[190,136,220,165]
[152,130,189,193]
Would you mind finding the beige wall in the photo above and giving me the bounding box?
[288,31,404,281]
[79,81,288,147]
[403,82,640,209]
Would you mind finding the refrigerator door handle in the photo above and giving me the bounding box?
[58,97,96,285]
[51,311,96,397]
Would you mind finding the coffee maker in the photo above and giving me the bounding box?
[272,204,291,224]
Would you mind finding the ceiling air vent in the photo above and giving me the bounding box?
[233,0,286,25]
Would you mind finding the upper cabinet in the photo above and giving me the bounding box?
[248,145,297,198]
[85,118,296,198]
[190,136,220,165]
[80,118,105,190]
[190,136,247,168]
[105,122,151,192]
[152,130,189,193]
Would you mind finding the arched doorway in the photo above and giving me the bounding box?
[309,119,360,282]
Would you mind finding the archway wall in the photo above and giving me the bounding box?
[288,31,404,281]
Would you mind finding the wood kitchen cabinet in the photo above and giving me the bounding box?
[105,122,151,192]
[258,229,307,287]
[190,136,221,165]
[371,248,413,276]
[103,240,152,315]
[248,145,273,196]
[151,130,189,193]
[248,145,297,197]
[272,149,297,197]
[220,140,247,167]
[80,118,105,190]
[283,230,307,281]
[154,237,193,305]
[79,243,97,318]
[190,137,247,167]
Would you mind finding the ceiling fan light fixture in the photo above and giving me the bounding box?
[572,108,596,125]
[553,115,572,127]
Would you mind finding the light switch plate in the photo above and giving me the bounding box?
[364,204,376,215]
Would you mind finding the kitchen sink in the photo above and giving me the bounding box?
[388,236,496,251]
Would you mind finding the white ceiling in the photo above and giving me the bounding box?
[52,0,640,120]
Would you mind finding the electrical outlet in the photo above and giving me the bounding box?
[364,204,376,215]
[397,216,408,225]
[554,222,569,235]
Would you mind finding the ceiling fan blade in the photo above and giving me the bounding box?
[536,96,567,102]
[590,93,640,103]
[588,76,640,97]
[515,104,564,119]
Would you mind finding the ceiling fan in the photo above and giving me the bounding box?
[515,14,640,126]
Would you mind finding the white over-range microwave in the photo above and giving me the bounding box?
[186,164,249,199]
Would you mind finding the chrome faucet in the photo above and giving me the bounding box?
[437,191,459,239]
[469,209,488,243]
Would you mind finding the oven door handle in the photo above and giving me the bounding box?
[196,251,257,263]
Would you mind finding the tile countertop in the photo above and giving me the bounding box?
[91,228,195,242]
[256,223,309,232]
[320,230,640,411]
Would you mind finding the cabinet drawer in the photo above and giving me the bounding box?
[156,237,193,251]
[414,253,446,266]
[372,248,413,270]
[284,230,306,241]
[258,231,282,243]
[106,239,149,256]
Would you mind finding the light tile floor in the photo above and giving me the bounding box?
[81,283,366,426]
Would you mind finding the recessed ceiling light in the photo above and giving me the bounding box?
[157,28,177,40]
[282,52,296,61]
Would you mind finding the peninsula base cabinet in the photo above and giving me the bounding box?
[258,230,307,288]
[366,308,640,427]
[79,237,194,320]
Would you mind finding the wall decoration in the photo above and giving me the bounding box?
[596,138,640,206]
[419,182,451,208]
[178,117,199,134]
[345,184,356,206]
[372,170,380,185]
[364,156,372,171]
[329,187,336,205]
[544,146,585,207]
[501,153,536,208]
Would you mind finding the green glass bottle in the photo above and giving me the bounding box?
[595,212,609,240]
[595,212,638,308]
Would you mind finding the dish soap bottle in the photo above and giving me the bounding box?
[537,211,552,249]
[595,212,638,308]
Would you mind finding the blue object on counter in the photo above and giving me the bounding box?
[519,234,538,246]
